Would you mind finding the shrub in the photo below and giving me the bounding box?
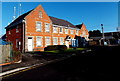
[12,51,22,62]
[44,45,67,51]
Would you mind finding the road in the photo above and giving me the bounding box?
[2,46,119,81]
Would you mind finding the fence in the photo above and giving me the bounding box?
[0,44,12,64]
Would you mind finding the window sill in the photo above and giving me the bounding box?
[36,30,42,32]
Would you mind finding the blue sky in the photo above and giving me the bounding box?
[2,2,118,35]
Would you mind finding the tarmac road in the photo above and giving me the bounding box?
[2,46,119,81]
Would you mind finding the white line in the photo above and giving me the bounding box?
[0,66,31,76]
[0,56,71,77]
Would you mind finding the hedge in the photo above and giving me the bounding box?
[44,45,67,51]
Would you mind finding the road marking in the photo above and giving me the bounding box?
[0,67,30,76]
[0,65,38,78]
[0,56,78,79]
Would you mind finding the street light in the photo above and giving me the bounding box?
[101,24,105,45]
[101,24,105,39]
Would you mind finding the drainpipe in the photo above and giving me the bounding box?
[22,20,25,53]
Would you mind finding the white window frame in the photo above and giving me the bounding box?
[16,39,19,48]
[86,35,89,40]
[60,37,64,45]
[53,27,58,33]
[76,30,79,35]
[53,37,58,45]
[82,31,86,36]
[45,23,50,32]
[39,11,42,18]
[59,27,63,33]
[36,21,42,32]
[16,26,19,33]
[65,28,68,34]
[70,29,74,34]
[45,37,51,46]
[36,36,42,47]
[8,30,11,35]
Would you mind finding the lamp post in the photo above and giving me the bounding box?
[101,24,105,39]
[101,24,105,45]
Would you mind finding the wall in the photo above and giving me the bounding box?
[0,45,11,63]
[25,5,52,51]
[6,23,23,52]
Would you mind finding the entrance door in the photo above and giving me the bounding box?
[28,37,33,51]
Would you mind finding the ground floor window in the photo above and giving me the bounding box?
[36,36,42,47]
[71,39,77,47]
[45,37,51,46]
[60,37,64,45]
[53,37,58,45]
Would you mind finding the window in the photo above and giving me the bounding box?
[45,23,50,32]
[82,31,86,35]
[53,37,58,45]
[36,21,42,32]
[76,30,79,35]
[86,35,89,40]
[70,30,74,34]
[16,39,19,48]
[16,26,19,33]
[36,36,42,47]
[60,27,63,33]
[39,11,42,18]
[60,37,64,45]
[65,28,68,34]
[8,30,11,35]
[53,27,58,33]
[45,37,50,46]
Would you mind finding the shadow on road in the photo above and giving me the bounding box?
[2,46,119,81]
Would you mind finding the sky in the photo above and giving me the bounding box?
[1,2,118,35]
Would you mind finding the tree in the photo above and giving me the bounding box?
[89,30,102,37]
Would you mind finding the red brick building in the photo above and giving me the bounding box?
[5,5,89,52]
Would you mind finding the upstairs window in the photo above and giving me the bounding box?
[36,36,42,47]
[16,39,19,48]
[45,23,50,32]
[70,30,74,34]
[65,28,68,34]
[53,27,58,33]
[76,30,79,35]
[16,26,19,33]
[39,11,42,18]
[36,21,42,32]
[8,30,11,35]
[82,31,86,35]
[60,27,63,33]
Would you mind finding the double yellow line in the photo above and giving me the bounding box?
[0,64,41,79]
[0,58,68,79]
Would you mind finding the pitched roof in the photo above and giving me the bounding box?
[5,10,33,29]
[49,16,76,28]
[1,34,6,40]
[75,23,83,29]
[5,9,77,29]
